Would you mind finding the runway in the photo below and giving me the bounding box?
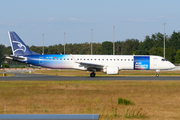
[0,72,180,81]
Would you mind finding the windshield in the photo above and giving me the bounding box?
[161,58,168,61]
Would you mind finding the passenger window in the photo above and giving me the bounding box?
[132,59,133,61]
[139,59,140,61]
[60,58,62,60]
[124,59,126,61]
[84,59,85,60]
[107,59,108,61]
[114,59,116,61]
[110,59,112,61]
[121,59,123,61]
[146,59,148,61]
[135,59,137,61]
[46,58,48,60]
[50,58,51,60]
[117,59,119,61]
[94,59,96,61]
[87,59,89,60]
[57,58,58,60]
[102,59,104,61]
[67,58,69,60]
[128,59,130,61]
[98,59,100,61]
[71,58,73,60]
[91,59,92,60]
[80,59,82,60]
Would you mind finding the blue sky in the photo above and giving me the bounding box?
[0,0,179,46]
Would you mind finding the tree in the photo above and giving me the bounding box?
[175,49,180,64]
[115,41,122,55]
[93,43,101,54]
[166,47,176,63]
[121,39,139,55]
[0,44,5,63]
[98,41,113,55]
[137,35,155,55]
[155,32,164,48]
[149,46,163,57]
[168,31,180,51]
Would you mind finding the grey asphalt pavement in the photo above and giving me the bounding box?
[0,72,180,81]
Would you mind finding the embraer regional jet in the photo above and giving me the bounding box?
[6,31,175,77]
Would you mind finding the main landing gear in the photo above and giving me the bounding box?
[90,72,96,77]
[90,69,96,77]
[156,70,160,77]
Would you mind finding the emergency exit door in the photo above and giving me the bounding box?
[39,57,44,64]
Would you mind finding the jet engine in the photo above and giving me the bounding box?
[105,66,119,75]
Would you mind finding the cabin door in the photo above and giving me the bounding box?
[153,58,157,66]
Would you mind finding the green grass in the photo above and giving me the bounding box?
[1,80,180,119]
[118,98,135,105]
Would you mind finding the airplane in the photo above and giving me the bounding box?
[6,31,175,77]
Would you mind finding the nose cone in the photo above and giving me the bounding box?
[170,63,175,69]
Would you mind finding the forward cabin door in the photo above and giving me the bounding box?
[153,58,157,66]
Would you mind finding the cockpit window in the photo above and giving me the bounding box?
[162,59,168,61]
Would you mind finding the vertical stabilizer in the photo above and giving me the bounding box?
[8,31,39,56]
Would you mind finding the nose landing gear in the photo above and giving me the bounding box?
[156,70,160,77]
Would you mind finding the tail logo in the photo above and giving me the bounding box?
[12,41,26,53]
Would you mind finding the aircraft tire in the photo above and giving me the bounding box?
[156,74,159,77]
[90,73,96,77]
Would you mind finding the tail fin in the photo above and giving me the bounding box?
[8,31,39,56]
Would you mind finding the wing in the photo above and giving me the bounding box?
[75,61,105,71]
[71,55,104,71]
[77,62,104,67]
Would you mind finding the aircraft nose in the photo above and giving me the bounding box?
[170,63,175,69]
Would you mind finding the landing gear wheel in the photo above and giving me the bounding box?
[156,74,159,77]
[90,72,96,77]
[156,70,160,77]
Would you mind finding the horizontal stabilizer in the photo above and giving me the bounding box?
[5,55,26,61]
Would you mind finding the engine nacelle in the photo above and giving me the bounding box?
[103,68,107,73]
[106,66,119,75]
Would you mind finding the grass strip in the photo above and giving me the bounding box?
[0,80,180,119]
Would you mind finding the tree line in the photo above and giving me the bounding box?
[1,31,180,64]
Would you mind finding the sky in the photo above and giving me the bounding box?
[0,0,179,46]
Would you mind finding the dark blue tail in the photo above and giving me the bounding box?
[8,31,39,56]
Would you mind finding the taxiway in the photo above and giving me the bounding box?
[0,72,180,81]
